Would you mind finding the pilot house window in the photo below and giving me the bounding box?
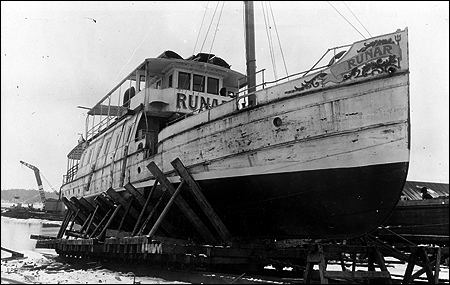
[207,77,219,95]
[178,72,190,90]
[193,74,205,92]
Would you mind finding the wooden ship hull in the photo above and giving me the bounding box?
[376,197,449,245]
[59,26,410,241]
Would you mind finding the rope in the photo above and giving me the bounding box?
[41,171,60,196]
[199,1,220,53]
[342,1,372,37]
[192,1,210,55]
[261,1,277,80]
[207,1,225,56]
[268,1,288,78]
[327,1,366,39]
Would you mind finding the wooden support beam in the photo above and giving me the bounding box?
[147,161,217,244]
[98,205,122,240]
[83,204,100,238]
[1,247,24,258]
[106,188,140,220]
[117,196,133,232]
[434,247,441,284]
[90,208,113,238]
[126,182,178,237]
[95,193,116,209]
[124,182,146,205]
[61,197,87,225]
[68,209,80,231]
[131,187,152,236]
[147,180,186,238]
[410,259,438,282]
[303,243,392,284]
[70,197,91,217]
[56,209,72,239]
[419,247,435,283]
[137,190,168,236]
[78,197,96,212]
[403,252,417,284]
[171,157,232,244]
[79,211,93,234]
[96,193,134,232]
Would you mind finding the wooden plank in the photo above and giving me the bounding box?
[105,229,132,238]
[146,161,216,244]
[171,158,232,243]
[323,271,391,279]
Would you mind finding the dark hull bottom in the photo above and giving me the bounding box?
[157,162,408,240]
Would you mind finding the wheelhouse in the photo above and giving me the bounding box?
[61,50,246,193]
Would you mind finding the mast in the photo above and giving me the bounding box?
[244,1,256,106]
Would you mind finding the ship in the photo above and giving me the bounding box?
[59,2,410,241]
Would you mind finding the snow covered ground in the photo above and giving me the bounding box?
[1,250,188,284]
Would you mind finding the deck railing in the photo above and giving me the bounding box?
[62,163,79,185]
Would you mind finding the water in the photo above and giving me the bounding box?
[0,213,188,284]
[1,216,59,257]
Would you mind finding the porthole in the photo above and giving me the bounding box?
[273,117,282,127]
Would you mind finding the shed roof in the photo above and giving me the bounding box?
[402,180,449,200]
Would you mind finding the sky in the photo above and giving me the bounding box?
[1,1,449,191]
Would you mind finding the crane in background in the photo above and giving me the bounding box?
[19,160,64,213]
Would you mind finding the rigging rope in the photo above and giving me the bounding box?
[327,1,366,39]
[342,1,372,38]
[193,1,210,55]
[199,1,220,53]
[207,1,225,56]
[261,1,277,80]
[41,172,60,196]
[268,1,289,79]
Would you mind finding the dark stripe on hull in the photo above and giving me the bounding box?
[166,162,408,240]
